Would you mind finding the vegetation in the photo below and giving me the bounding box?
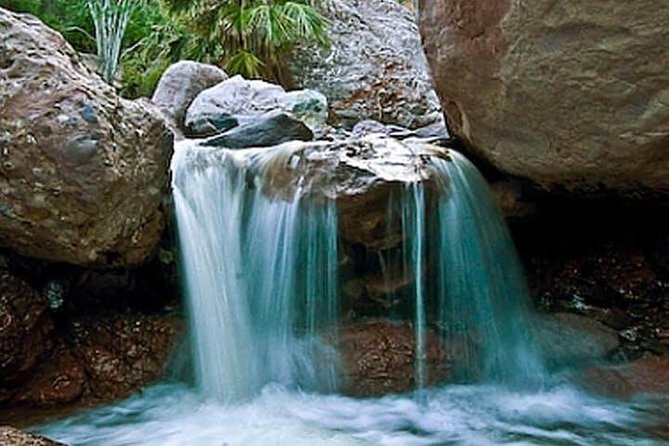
[0,0,329,97]
[87,0,141,84]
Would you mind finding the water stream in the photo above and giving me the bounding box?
[36,139,669,445]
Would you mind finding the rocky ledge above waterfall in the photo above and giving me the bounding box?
[178,134,452,251]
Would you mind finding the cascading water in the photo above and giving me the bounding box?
[37,137,668,445]
[172,142,340,401]
[173,137,543,398]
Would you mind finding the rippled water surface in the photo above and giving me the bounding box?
[38,382,669,446]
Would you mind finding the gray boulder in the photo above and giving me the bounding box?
[290,0,443,129]
[151,61,228,127]
[185,75,327,137]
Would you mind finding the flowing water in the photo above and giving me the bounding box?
[36,139,669,445]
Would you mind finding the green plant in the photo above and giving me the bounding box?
[164,0,329,79]
[87,0,141,84]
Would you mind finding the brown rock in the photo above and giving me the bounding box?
[11,345,85,407]
[0,270,54,386]
[337,320,452,396]
[246,135,449,250]
[582,356,669,398]
[70,313,182,402]
[419,0,669,196]
[0,9,173,267]
[0,426,64,446]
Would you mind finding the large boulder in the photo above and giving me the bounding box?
[151,61,228,127]
[292,0,442,129]
[0,9,173,267]
[185,75,327,137]
[419,0,669,196]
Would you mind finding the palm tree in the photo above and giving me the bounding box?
[165,0,329,80]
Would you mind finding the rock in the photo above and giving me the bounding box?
[351,119,450,143]
[0,426,64,446]
[489,181,538,220]
[0,270,54,386]
[186,113,238,138]
[203,112,313,149]
[151,61,228,127]
[0,9,173,267]
[185,75,327,136]
[351,120,414,139]
[419,0,669,196]
[582,356,669,398]
[210,134,448,250]
[534,313,620,369]
[11,344,86,407]
[4,312,182,408]
[68,313,182,403]
[337,320,452,396]
[291,0,442,129]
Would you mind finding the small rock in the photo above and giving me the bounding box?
[0,426,65,446]
[203,112,313,149]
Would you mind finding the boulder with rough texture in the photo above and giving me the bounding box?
[0,9,173,267]
[185,75,327,136]
[0,427,64,446]
[151,61,228,127]
[337,320,452,396]
[419,0,669,196]
[291,0,443,129]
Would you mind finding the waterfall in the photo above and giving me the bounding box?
[172,141,340,402]
[171,137,543,403]
[430,152,544,385]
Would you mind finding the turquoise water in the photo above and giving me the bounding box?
[35,138,668,445]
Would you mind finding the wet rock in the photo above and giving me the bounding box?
[337,320,452,396]
[68,313,182,402]
[204,112,313,149]
[419,0,669,197]
[520,219,669,361]
[534,313,620,369]
[151,61,228,127]
[291,0,442,129]
[11,344,85,407]
[582,356,669,398]
[0,270,54,386]
[185,75,327,136]
[249,135,447,250]
[0,426,64,445]
[0,9,173,267]
[342,268,413,313]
